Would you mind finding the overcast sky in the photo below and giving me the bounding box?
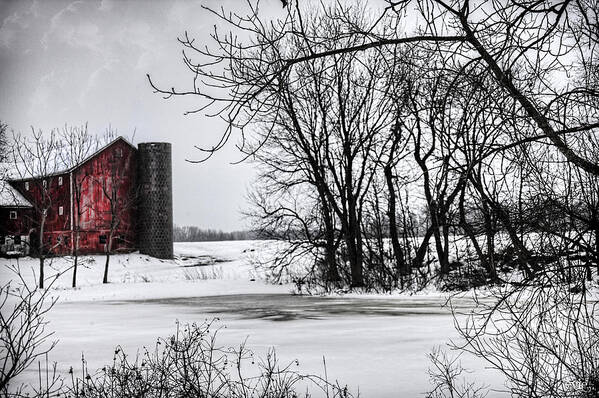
[0,0,285,231]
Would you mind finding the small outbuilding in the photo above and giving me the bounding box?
[0,181,34,256]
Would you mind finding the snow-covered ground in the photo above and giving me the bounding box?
[2,241,507,397]
[0,241,289,302]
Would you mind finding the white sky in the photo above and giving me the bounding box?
[0,0,285,231]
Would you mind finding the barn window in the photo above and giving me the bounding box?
[9,211,17,219]
[24,181,29,190]
[42,180,47,188]
[99,235,107,244]
[115,148,123,158]
[58,176,63,186]
[58,206,64,216]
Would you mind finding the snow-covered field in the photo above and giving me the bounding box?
[1,241,289,302]
[1,241,507,397]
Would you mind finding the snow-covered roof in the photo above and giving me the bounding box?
[8,136,136,181]
[0,180,32,207]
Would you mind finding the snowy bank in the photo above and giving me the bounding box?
[0,240,292,302]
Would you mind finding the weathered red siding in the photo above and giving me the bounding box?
[0,207,33,236]
[10,173,72,254]
[74,139,137,254]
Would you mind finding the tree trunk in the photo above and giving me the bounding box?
[346,197,363,288]
[482,203,497,280]
[593,211,599,274]
[441,215,450,273]
[103,252,110,284]
[320,198,340,284]
[346,232,363,287]
[596,225,599,274]
[38,217,46,289]
[38,257,44,289]
[72,226,79,287]
[430,200,449,275]
[325,239,339,283]
[459,189,496,280]
[413,225,435,269]
[384,165,408,276]
[72,252,78,288]
[416,153,450,276]
[343,150,363,287]
[471,177,533,277]
[103,233,113,284]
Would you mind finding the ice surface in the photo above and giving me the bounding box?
[1,241,508,397]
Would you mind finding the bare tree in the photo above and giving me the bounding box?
[93,143,137,284]
[450,266,599,397]
[0,264,59,396]
[231,5,401,290]
[0,122,9,198]
[425,347,487,398]
[178,0,597,176]
[0,121,7,163]
[148,0,597,289]
[143,3,599,394]
[58,124,98,288]
[11,129,61,289]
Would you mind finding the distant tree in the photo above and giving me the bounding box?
[173,225,255,242]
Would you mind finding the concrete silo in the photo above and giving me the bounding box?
[137,142,173,259]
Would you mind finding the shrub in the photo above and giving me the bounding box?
[438,266,489,292]
[425,347,487,398]
[182,266,225,281]
[0,264,60,397]
[444,263,599,397]
[65,321,353,398]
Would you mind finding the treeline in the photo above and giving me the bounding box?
[173,225,256,242]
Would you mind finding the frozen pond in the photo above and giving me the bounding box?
[18,293,507,397]
[142,293,462,319]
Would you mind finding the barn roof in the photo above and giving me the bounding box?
[9,136,137,181]
[78,136,136,166]
[65,135,137,174]
[0,180,33,207]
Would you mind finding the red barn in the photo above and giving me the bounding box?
[0,137,173,258]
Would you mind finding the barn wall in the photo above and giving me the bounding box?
[74,139,137,254]
[0,207,33,236]
[11,173,72,254]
